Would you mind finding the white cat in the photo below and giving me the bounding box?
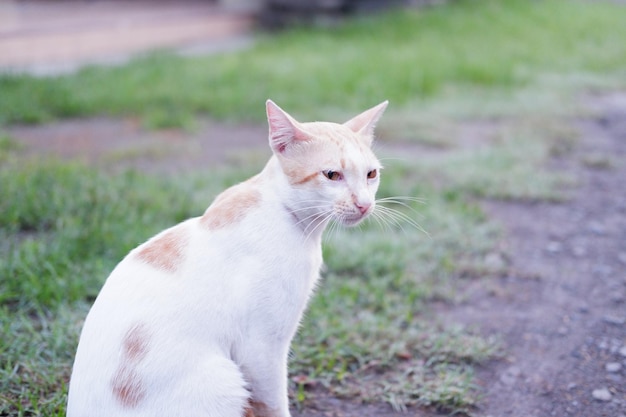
[67,99,388,417]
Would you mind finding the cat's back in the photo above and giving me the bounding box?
[81,177,285,320]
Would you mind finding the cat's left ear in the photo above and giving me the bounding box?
[344,100,389,144]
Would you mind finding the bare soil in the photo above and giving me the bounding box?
[9,117,270,174]
[459,92,626,417]
[7,92,626,417]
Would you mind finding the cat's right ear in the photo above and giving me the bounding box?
[266,99,310,155]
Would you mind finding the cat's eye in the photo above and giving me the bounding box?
[367,169,378,179]
[323,170,342,181]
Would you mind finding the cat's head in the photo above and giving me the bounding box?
[266,100,388,230]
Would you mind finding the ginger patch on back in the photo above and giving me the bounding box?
[111,323,151,408]
[136,227,189,273]
[201,183,262,230]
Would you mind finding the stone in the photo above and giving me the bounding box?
[606,362,622,373]
[500,366,521,386]
[592,387,612,402]
[546,241,562,253]
[588,221,606,235]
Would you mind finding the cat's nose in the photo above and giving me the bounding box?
[352,194,372,215]
[355,202,371,215]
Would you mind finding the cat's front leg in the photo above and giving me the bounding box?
[240,344,291,417]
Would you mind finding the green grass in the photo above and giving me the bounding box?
[2,0,626,415]
[0,159,201,311]
[0,307,80,416]
[1,0,625,127]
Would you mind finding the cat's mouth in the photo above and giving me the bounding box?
[339,212,370,227]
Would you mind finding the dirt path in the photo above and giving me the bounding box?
[9,118,270,174]
[441,93,626,417]
[7,93,626,416]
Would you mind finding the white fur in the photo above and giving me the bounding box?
[67,100,388,417]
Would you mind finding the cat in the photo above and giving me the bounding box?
[67,99,388,417]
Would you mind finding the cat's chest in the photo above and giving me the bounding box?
[188,210,323,287]
[175,216,323,336]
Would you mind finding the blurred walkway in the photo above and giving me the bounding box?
[0,0,254,76]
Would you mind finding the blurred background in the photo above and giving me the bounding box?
[0,0,415,75]
[0,0,253,75]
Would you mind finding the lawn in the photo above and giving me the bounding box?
[1,0,626,415]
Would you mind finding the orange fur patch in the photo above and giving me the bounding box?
[292,171,318,185]
[136,227,188,273]
[280,148,325,187]
[111,323,151,408]
[122,323,150,361]
[243,405,256,417]
[246,400,278,417]
[111,368,145,408]
[201,182,262,230]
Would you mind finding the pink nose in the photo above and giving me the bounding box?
[355,202,371,215]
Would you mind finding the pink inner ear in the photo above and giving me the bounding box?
[266,100,308,154]
[344,100,389,137]
[276,142,287,153]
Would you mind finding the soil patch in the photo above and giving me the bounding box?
[437,92,626,417]
[9,118,269,174]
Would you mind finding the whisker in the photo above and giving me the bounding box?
[324,218,342,243]
[377,156,409,164]
[371,208,404,233]
[378,200,419,216]
[286,199,330,210]
[373,208,413,236]
[369,209,396,233]
[303,210,335,243]
[302,212,325,241]
[377,196,427,204]
[369,209,390,232]
[288,204,330,214]
[289,199,329,204]
[374,205,430,238]
[314,211,336,240]
[375,205,416,226]
[295,210,329,229]
[376,196,427,221]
